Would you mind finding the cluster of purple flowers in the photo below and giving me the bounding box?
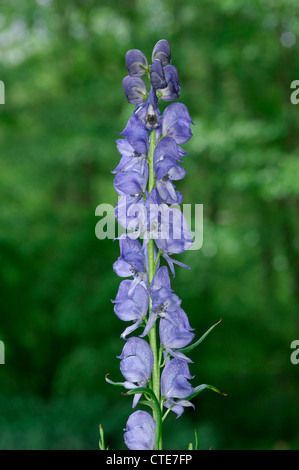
[106,40,220,451]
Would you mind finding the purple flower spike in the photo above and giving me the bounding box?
[112,280,149,339]
[124,410,155,450]
[125,49,149,77]
[152,39,171,66]
[118,337,154,407]
[162,103,194,144]
[123,76,147,104]
[161,358,195,417]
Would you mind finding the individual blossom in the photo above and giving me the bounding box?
[159,307,195,362]
[113,160,148,198]
[161,358,195,417]
[150,60,180,101]
[118,337,154,407]
[134,87,161,131]
[124,410,155,450]
[161,102,194,145]
[113,238,147,292]
[150,59,167,90]
[114,195,146,233]
[112,280,149,339]
[140,266,182,337]
[120,113,149,155]
[112,138,148,176]
[152,39,171,66]
[122,75,148,104]
[154,153,185,204]
[145,198,194,275]
[125,49,149,77]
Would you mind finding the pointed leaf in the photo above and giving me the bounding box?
[179,319,222,353]
[186,383,227,401]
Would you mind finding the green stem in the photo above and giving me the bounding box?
[147,129,162,450]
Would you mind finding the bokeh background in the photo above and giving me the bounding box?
[1,0,299,450]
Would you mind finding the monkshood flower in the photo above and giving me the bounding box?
[140,266,181,337]
[159,308,195,362]
[114,195,146,232]
[161,358,195,417]
[113,160,148,198]
[134,87,161,131]
[160,102,194,144]
[154,155,185,204]
[118,337,154,408]
[112,139,148,176]
[103,39,224,452]
[124,410,155,450]
[145,195,194,275]
[150,60,180,101]
[120,113,149,155]
[152,39,171,66]
[113,238,147,292]
[153,136,185,204]
[112,280,148,339]
[125,49,149,77]
[122,75,147,104]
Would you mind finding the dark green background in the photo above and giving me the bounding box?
[0,0,298,450]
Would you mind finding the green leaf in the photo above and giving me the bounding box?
[186,383,227,401]
[179,319,222,353]
[194,429,199,450]
[99,424,106,450]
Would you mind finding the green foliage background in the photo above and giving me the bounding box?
[0,0,299,450]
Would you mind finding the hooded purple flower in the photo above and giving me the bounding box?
[113,238,147,292]
[125,49,149,77]
[120,113,149,155]
[134,87,161,131]
[153,136,185,206]
[112,138,148,176]
[150,59,167,90]
[159,307,195,362]
[140,266,181,337]
[112,280,149,339]
[154,155,185,204]
[124,410,155,450]
[152,39,171,66]
[115,195,147,235]
[118,337,154,407]
[155,207,194,276]
[113,160,148,198]
[161,358,194,417]
[161,102,194,145]
[123,75,148,104]
[150,60,180,101]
